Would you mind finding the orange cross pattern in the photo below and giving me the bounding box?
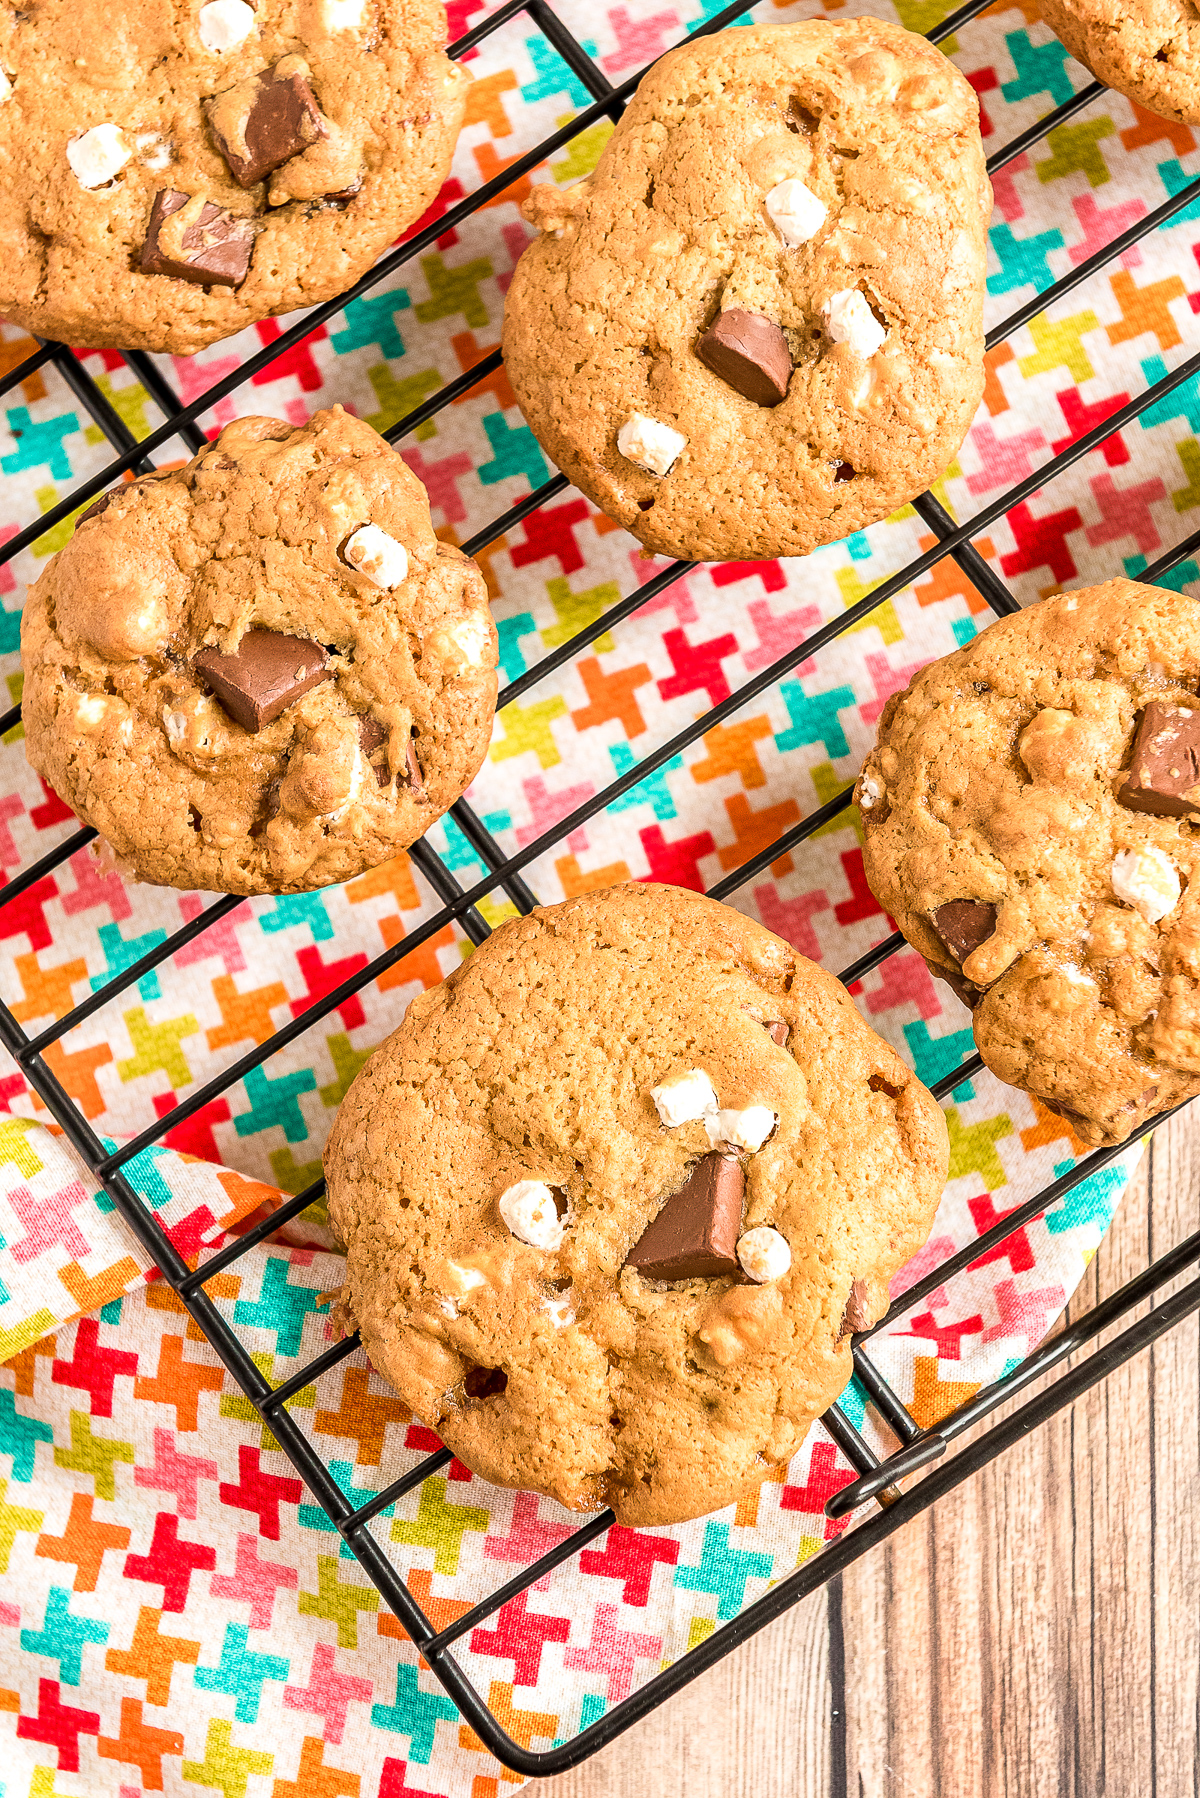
[554,851,632,899]
[36,1490,131,1592]
[345,852,420,911]
[461,67,518,139]
[1119,99,1196,157]
[58,1256,141,1319]
[0,332,47,402]
[10,950,87,1023]
[271,1734,361,1798]
[716,793,800,877]
[133,1333,225,1432]
[459,1681,558,1760]
[1105,269,1187,353]
[909,1356,983,1430]
[912,534,997,615]
[5,1333,57,1396]
[144,1270,240,1342]
[570,657,654,739]
[981,340,1015,417]
[375,917,457,995]
[472,141,535,212]
[39,1037,114,1120]
[377,1566,473,1668]
[451,332,517,412]
[105,1605,201,1706]
[689,716,775,790]
[313,1365,410,1465]
[97,1696,184,1791]
[1020,1097,1090,1158]
[206,974,290,1052]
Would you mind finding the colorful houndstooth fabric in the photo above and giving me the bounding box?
[0,0,1194,1783]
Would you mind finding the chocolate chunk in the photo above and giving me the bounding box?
[834,461,855,483]
[931,899,997,965]
[325,175,362,206]
[140,189,255,289]
[192,632,331,733]
[405,734,428,803]
[934,963,982,1011]
[358,713,390,787]
[1119,701,1200,818]
[463,1365,507,1399]
[624,1154,744,1282]
[788,97,821,134]
[838,1276,872,1340]
[696,309,792,408]
[764,1020,790,1047]
[206,61,328,188]
[75,492,113,527]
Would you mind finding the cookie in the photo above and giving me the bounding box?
[323,884,948,1527]
[1038,0,1200,126]
[21,407,497,895]
[501,19,990,564]
[0,0,469,354]
[855,578,1200,1147]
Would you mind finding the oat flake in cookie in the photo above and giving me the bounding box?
[323,885,948,1527]
[501,19,990,563]
[0,0,468,354]
[855,578,1200,1148]
[1038,0,1200,127]
[21,408,496,895]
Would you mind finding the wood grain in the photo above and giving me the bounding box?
[525,1109,1200,1798]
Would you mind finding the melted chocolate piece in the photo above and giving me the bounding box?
[358,713,390,787]
[764,1019,790,1047]
[696,308,792,408]
[405,734,428,803]
[834,461,855,483]
[624,1154,744,1282]
[192,632,330,733]
[206,61,328,188]
[140,189,255,288]
[1119,701,1200,818]
[838,1276,872,1340]
[75,492,113,526]
[463,1366,508,1399]
[931,900,997,965]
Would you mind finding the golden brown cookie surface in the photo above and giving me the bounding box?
[501,18,991,563]
[1038,0,1200,126]
[856,579,1200,1146]
[0,0,469,353]
[324,885,948,1527]
[21,407,496,894]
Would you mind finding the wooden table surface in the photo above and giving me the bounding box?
[527,1108,1200,1798]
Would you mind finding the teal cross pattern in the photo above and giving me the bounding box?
[90,920,169,1002]
[674,1521,773,1621]
[775,680,856,761]
[1157,157,1200,226]
[520,35,600,107]
[986,222,1065,298]
[579,1694,607,1729]
[1001,29,1076,106]
[1124,552,1200,591]
[478,414,550,490]
[1045,1161,1125,1235]
[0,600,20,656]
[607,742,682,822]
[1138,355,1200,435]
[233,1255,326,1358]
[844,530,873,563]
[331,287,412,361]
[233,1064,318,1143]
[902,1020,977,1102]
[370,1663,459,1759]
[194,1621,289,1722]
[300,1459,394,1556]
[258,889,334,943]
[2,406,79,480]
[0,1388,53,1481]
[93,1137,172,1215]
[495,611,538,683]
[21,1586,109,1685]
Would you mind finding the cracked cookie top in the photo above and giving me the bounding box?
[323,883,948,1527]
[21,406,496,895]
[0,0,468,353]
[501,18,991,563]
[856,578,1200,1146]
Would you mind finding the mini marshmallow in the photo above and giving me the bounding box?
[708,1105,776,1152]
[858,773,883,811]
[824,289,887,360]
[542,1292,575,1328]
[1111,846,1180,924]
[617,413,687,477]
[67,123,132,189]
[322,0,365,24]
[498,1180,565,1251]
[197,0,256,51]
[134,131,172,170]
[448,612,490,669]
[163,709,188,747]
[651,1069,719,1128]
[75,694,110,728]
[343,523,409,589]
[737,1226,792,1283]
[764,177,828,247]
[443,1260,488,1298]
[0,70,12,103]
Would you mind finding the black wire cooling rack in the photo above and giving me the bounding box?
[2,0,1200,1777]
